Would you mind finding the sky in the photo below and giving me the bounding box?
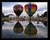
[2,2,47,17]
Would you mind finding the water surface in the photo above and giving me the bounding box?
[2,21,48,38]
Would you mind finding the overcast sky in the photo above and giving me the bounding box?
[2,2,47,17]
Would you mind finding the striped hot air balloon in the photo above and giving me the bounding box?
[25,3,37,17]
[13,5,23,17]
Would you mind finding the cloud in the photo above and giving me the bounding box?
[35,2,47,11]
[2,5,15,15]
[2,2,29,16]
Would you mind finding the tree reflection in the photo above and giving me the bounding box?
[1,13,4,26]
[1,21,4,26]
[42,21,47,27]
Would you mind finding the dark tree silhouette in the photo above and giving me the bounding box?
[1,12,4,17]
[1,12,4,25]
[42,11,48,17]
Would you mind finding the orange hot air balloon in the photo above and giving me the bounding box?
[25,3,37,17]
[13,5,23,17]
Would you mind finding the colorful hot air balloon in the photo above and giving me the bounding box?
[25,3,37,17]
[13,5,23,17]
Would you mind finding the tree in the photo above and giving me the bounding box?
[42,11,48,18]
[1,12,4,17]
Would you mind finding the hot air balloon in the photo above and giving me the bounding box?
[25,3,37,17]
[13,5,23,17]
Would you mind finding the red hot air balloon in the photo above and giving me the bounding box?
[13,5,23,17]
[25,3,37,17]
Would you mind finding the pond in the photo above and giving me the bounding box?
[1,21,48,38]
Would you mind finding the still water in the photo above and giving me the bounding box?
[2,21,48,38]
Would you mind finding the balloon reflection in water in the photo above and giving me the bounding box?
[25,22,37,36]
[13,22,23,33]
[13,5,23,17]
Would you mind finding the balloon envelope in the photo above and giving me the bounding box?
[25,3,37,17]
[13,5,23,17]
